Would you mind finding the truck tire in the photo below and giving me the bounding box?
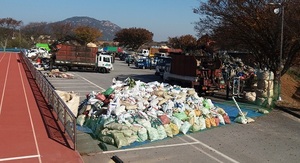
[61,66,69,72]
[99,67,107,73]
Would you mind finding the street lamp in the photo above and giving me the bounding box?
[269,0,284,101]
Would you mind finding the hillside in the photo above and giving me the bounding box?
[55,16,122,41]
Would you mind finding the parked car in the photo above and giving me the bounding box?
[135,58,152,69]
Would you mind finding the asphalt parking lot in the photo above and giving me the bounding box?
[46,59,300,163]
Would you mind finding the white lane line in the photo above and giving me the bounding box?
[186,135,240,163]
[0,53,5,62]
[0,154,40,162]
[73,73,105,91]
[178,136,223,163]
[0,53,11,114]
[102,142,200,154]
[17,54,42,163]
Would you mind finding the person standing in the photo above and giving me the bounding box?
[127,55,131,66]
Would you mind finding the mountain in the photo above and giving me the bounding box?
[56,16,122,41]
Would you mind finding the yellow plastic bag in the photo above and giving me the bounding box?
[169,123,179,136]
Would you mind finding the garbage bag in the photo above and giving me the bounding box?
[205,118,211,128]
[192,117,201,132]
[99,135,115,145]
[173,112,188,121]
[163,124,173,137]
[158,114,170,125]
[234,116,247,124]
[223,114,231,124]
[170,116,182,129]
[199,116,206,130]
[147,127,159,141]
[113,132,129,148]
[157,125,167,140]
[180,121,192,134]
[169,123,179,136]
[77,114,86,126]
[102,87,114,96]
[137,127,148,142]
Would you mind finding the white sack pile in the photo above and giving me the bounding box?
[77,78,231,148]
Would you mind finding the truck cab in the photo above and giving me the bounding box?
[96,52,114,73]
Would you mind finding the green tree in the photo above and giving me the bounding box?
[193,0,300,101]
[74,26,102,44]
[114,27,153,50]
[0,18,22,50]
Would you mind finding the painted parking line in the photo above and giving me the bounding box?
[73,73,105,91]
[102,142,200,154]
[46,82,89,85]
[55,85,99,89]
[185,135,239,163]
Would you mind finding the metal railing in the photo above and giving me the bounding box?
[20,50,77,150]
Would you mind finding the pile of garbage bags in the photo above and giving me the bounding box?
[76,78,231,148]
[44,69,75,79]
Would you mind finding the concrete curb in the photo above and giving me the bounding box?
[276,106,300,119]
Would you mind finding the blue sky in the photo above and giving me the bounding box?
[1,0,202,41]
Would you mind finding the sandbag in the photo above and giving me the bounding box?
[163,124,173,137]
[113,132,129,148]
[137,127,148,142]
[158,114,170,125]
[180,121,192,134]
[147,127,159,141]
[157,125,167,140]
[223,114,231,124]
[205,117,211,128]
[77,114,86,126]
[170,117,182,129]
[191,117,201,132]
[199,116,206,130]
[99,135,115,145]
[173,112,188,121]
[169,123,179,135]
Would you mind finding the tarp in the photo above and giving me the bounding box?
[103,46,123,53]
[35,43,51,51]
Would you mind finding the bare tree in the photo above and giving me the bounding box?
[21,22,49,44]
[50,22,75,40]
[193,0,300,100]
[0,18,22,50]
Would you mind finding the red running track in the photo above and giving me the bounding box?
[0,52,83,163]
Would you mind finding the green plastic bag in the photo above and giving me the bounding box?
[102,87,114,96]
[173,112,188,121]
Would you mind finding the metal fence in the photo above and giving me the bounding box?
[20,50,77,150]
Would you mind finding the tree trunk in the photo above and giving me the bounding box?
[273,70,281,102]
